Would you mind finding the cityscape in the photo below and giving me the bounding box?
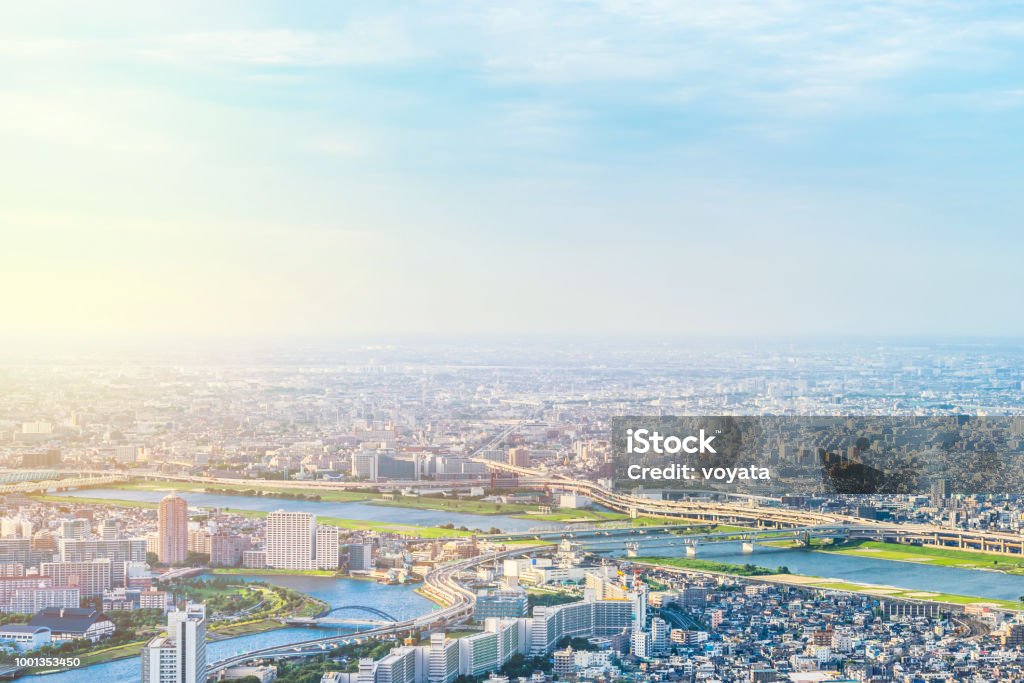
[3,2,1024,683]
[1,340,1024,683]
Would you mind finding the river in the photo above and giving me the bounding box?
[34,490,1024,683]
[596,535,1024,601]
[56,488,562,533]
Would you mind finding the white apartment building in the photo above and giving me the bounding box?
[266,511,316,570]
[316,525,340,571]
[141,603,207,683]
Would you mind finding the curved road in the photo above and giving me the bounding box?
[206,544,543,676]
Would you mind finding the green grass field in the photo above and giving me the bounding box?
[109,480,376,502]
[512,509,630,522]
[630,556,784,576]
[209,567,337,577]
[33,494,159,509]
[820,540,1024,574]
[371,496,537,515]
[73,640,148,668]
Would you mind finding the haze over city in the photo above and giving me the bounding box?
[4,5,1024,682]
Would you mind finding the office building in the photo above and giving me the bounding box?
[508,448,530,468]
[351,450,379,481]
[348,543,374,572]
[474,588,528,620]
[99,520,120,541]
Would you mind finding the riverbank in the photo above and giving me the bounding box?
[632,556,1024,611]
[817,540,1024,575]
[630,556,788,576]
[31,493,477,538]
[101,480,376,503]
[209,567,338,577]
[92,481,654,526]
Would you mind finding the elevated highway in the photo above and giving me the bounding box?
[205,544,544,676]
[479,460,1024,558]
[42,466,1024,558]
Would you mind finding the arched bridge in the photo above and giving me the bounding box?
[322,605,399,621]
[284,604,400,627]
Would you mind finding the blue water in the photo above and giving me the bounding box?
[58,488,561,533]
[600,536,1024,601]
[23,577,431,683]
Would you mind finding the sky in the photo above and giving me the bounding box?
[2,1,1023,342]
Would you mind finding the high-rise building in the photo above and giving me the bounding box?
[351,450,379,481]
[0,539,31,565]
[141,603,207,683]
[210,534,251,568]
[553,647,575,676]
[474,588,528,620]
[99,520,120,541]
[266,511,316,571]
[651,617,668,653]
[60,519,90,540]
[630,629,651,659]
[158,494,189,565]
[20,450,62,468]
[508,448,530,468]
[315,526,340,571]
[6,586,80,614]
[115,445,138,464]
[187,529,211,555]
[374,646,418,683]
[60,538,147,587]
[427,633,459,683]
[0,517,33,539]
[41,559,112,597]
[348,543,375,572]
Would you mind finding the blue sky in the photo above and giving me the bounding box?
[2,1,1022,340]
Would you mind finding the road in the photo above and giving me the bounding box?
[205,544,545,676]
